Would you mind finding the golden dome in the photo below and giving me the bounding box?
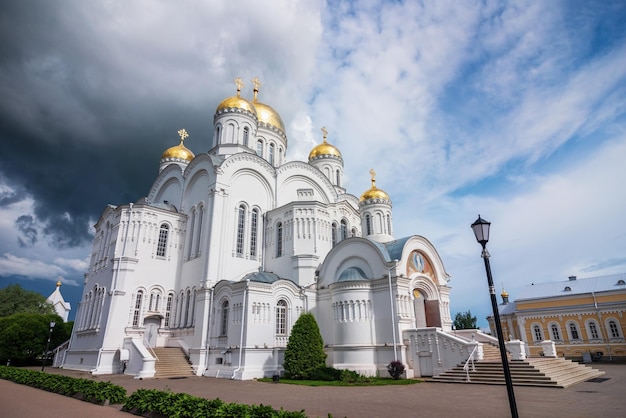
[309,127,342,160]
[215,77,258,117]
[501,288,509,298]
[359,169,390,202]
[161,129,195,162]
[253,101,285,132]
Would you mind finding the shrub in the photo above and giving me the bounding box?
[283,313,326,380]
[387,361,405,380]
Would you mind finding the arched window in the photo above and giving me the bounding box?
[276,300,287,335]
[221,300,229,336]
[365,214,372,235]
[386,214,392,235]
[276,222,283,257]
[243,127,249,147]
[278,147,283,165]
[250,208,259,257]
[187,209,195,259]
[331,223,337,247]
[256,140,263,157]
[156,224,169,257]
[269,143,275,165]
[533,324,543,341]
[148,292,155,311]
[340,219,347,240]
[164,293,174,327]
[550,323,561,341]
[587,320,600,339]
[351,227,357,237]
[215,126,221,145]
[568,321,580,340]
[336,169,341,187]
[236,205,245,256]
[608,319,621,338]
[132,290,143,327]
[184,290,191,327]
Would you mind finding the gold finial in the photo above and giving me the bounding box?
[177,129,189,144]
[369,168,377,188]
[234,77,243,97]
[251,77,261,101]
[56,280,62,287]
[321,126,328,143]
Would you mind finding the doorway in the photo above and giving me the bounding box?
[144,316,161,348]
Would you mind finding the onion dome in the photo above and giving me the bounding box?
[161,129,195,162]
[215,77,258,117]
[360,169,390,202]
[251,77,285,132]
[309,127,342,160]
[501,288,509,299]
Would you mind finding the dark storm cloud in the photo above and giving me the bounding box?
[0,1,218,249]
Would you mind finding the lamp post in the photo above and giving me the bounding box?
[388,260,399,360]
[471,215,518,418]
[41,321,56,372]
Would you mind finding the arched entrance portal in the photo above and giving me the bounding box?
[413,289,441,328]
[144,316,161,347]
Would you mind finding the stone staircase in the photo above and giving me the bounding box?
[432,356,605,388]
[152,347,195,379]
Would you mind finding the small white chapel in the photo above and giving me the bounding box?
[60,78,463,379]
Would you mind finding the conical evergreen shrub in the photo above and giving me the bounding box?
[283,312,326,379]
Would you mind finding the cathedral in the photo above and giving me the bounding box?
[61,78,455,379]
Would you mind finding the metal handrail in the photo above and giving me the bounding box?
[463,345,478,382]
[143,337,159,361]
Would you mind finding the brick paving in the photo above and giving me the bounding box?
[1,363,625,417]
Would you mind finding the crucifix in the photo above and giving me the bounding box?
[321,126,328,143]
[178,129,189,144]
[234,77,243,97]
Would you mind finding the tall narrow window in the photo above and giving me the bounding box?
[250,208,258,257]
[187,210,195,259]
[215,126,221,145]
[386,214,392,235]
[149,293,155,311]
[195,205,203,256]
[331,223,337,247]
[609,320,620,338]
[533,325,542,341]
[269,143,275,165]
[550,324,561,340]
[278,147,283,165]
[132,291,143,327]
[588,321,599,339]
[276,222,283,257]
[276,300,287,335]
[157,224,169,257]
[336,169,340,186]
[340,220,347,240]
[165,293,173,327]
[243,127,249,147]
[184,290,191,327]
[221,300,229,336]
[365,214,372,235]
[236,205,245,255]
[569,322,580,340]
[256,140,263,157]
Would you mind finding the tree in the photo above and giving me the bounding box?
[453,310,477,330]
[0,284,55,317]
[283,312,326,379]
[0,313,70,364]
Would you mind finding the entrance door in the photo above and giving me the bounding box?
[144,317,160,348]
[413,289,427,327]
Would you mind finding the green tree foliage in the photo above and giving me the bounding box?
[0,313,70,363]
[283,312,326,379]
[0,284,55,317]
[453,310,477,329]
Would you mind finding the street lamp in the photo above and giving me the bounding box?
[41,321,56,372]
[471,215,518,418]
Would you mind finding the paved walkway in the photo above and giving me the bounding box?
[1,363,625,417]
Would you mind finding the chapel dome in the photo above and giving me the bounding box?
[161,129,194,162]
[309,140,342,160]
[253,101,285,132]
[215,77,258,117]
[359,169,390,202]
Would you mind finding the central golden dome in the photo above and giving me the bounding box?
[215,77,258,117]
[359,169,390,202]
[253,101,285,132]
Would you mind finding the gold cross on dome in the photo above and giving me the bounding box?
[251,77,261,101]
[178,129,189,143]
[234,77,243,96]
[369,169,377,187]
[321,126,328,142]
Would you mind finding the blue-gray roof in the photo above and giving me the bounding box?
[337,267,368,282]
[516,273,626,300]
[498,301,517,315]
[241,271,295,284]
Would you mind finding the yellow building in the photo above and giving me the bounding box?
[488,274,626,361]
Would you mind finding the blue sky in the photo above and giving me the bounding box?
[1,0,625,326]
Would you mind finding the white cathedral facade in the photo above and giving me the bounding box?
[61,79,457,380]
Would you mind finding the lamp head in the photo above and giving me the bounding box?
[50,321,56,328]
[471,215,491,247]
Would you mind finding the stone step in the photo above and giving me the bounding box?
[152,347,194,378]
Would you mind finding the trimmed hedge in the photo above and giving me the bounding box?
[123,388,307,418]
[0,366,127,405]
